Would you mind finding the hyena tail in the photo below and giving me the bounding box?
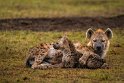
[25,56,35,67]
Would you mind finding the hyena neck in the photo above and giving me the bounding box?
[94,50,104,58]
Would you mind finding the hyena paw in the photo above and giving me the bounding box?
[31,64,37,69]
[31,64,52,69]
[40,64,49,69]
[101,63,109,69]
[79,58,86,65]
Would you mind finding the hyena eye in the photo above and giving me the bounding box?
[93,39,97,42]
[56,42,59,44]
[101,40,105,42]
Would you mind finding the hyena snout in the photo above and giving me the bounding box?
[53,43,60,49]
[94,44,104,52]
[96,46,102,51]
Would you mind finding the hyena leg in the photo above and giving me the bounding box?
[32,62,63,69]
[52,63,63,68]
[101,63,109,69]
[25,52,47,68]
[25,54,35,67]
[79,52,92,66]
[31,53,49,69]
[31,62,53,69]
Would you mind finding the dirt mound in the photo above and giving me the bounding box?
[0,15,124,31]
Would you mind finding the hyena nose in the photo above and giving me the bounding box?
[53,43,59,49]
[96,46,102,51]
[53,44,57,49]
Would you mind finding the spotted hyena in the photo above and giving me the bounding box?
[25,43,63,69]
[60,28,113,69]
[77,28,113,69]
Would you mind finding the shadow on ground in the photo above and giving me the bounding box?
[0,15,124,31]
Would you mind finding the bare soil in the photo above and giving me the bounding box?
[0,15,124,31]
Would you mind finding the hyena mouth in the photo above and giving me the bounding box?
[95,46,103,52]
[95,49,103,53]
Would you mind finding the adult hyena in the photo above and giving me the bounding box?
[76,28,113,69]
[86,28,113,59]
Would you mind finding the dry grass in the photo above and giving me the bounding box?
[0,29,124,82]
[0,0,124,18]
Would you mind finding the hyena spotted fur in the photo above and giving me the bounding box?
[26,36,81,69]
[53,36,81,68]
[25,43,63,69]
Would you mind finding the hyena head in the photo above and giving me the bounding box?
[86,28,113,58]
[53,36,76,52]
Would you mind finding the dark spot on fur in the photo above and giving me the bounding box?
[23,77,29,81]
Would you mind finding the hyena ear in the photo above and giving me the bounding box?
[62,33,68,43]
[105,28,113,39]
[63,32,67,38]
[86,28,94,39]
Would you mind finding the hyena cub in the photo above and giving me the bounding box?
[25,43,63,69]
[53,36,80,68]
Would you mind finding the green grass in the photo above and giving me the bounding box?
[0,29,124,83]
[0,0,124,19]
